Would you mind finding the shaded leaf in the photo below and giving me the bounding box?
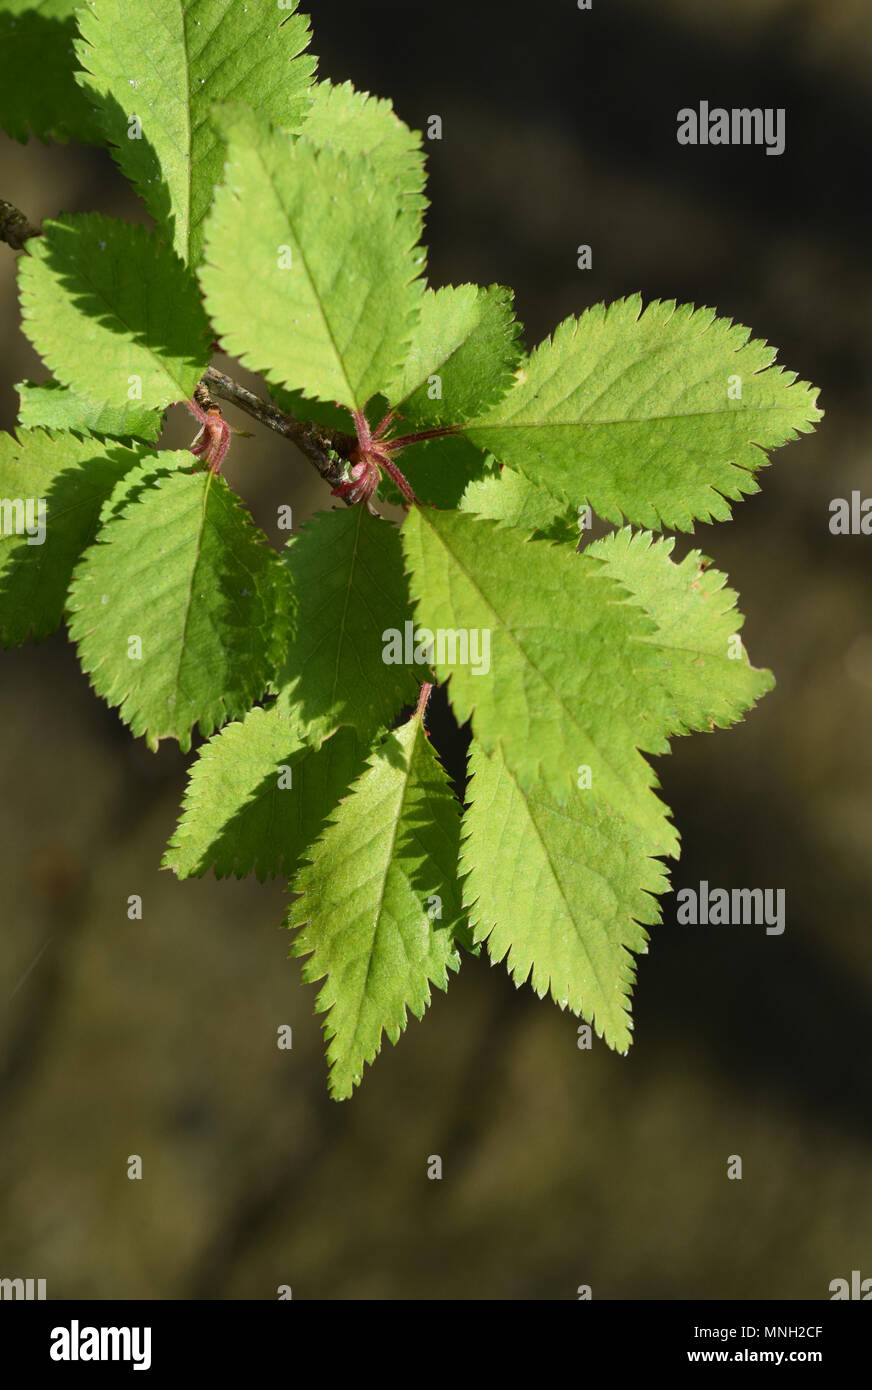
[0,426,145,644]
[75,0,316,264]
[275,505,419,745]
[165,708,366,880]
[287,711,464,1099]
[67,461,292,750]
[19,214,210,414]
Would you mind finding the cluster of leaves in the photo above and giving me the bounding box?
[0,0,822,1098]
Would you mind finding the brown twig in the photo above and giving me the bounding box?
[0,199,40,251]
[203,367,358,495]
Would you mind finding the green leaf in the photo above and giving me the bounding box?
[464,297,823,531]
[386,284,521,426]
[96,450,197,525]
[17,378,164,443]
[460,464,580,541]
[18,214,210,413]
[458,533,771,1051]
[67,461,292,751]
[401,506,677,851]
[262,76,431,427]
[200,105,425,412]
[298,78,427,226]
[164,708,365,881]
[462,738,668,1052]
[287,711,464,1100]
[75,0,316,265]
[0,1,102,144]
[0,427,145,645]
[274,505,419,745]
[585,527,773,734]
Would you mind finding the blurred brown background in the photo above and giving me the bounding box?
[1,0,870,1299]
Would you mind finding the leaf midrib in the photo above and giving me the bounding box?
[413,511,657,832]
[467,402,801,433]
[334,721,424,1081]
[495,746,633,1044]
[247,137,358,409]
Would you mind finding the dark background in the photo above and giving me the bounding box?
[1,0,870,1298]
